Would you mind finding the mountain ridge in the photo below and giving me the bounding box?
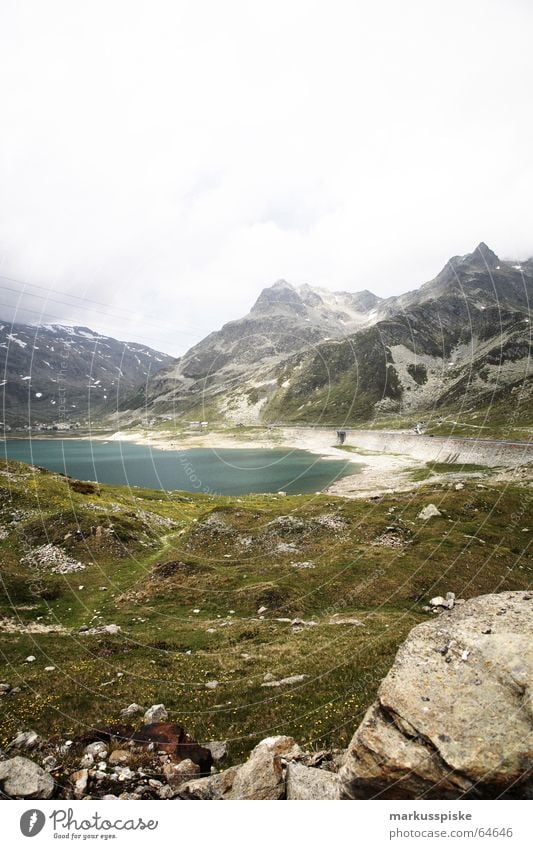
[115,242,532,428]
[0,322,173,427]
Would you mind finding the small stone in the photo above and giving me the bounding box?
[108,749,131,766]
[206,740,228,764]
[143,704,168,724]
[25,655,36,663]
[120,703,144,718]
[71,768,89,799]
[261,674,307,688]
[8,730,40,750]
[286,762,339,799]
[115,766,135,781]
[205,680,219,689]
[163,759,200,786]
[417,504,441,521]
[251,735,302,761]
[79,753,94,769]
[84,741,108,758]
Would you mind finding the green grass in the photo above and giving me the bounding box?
[408,461,493,482]
[1,459,531,763]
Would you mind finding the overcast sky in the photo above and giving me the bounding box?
[0,0,532,356]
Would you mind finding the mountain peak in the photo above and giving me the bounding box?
[250,280,306,315]
[470,242,500,266]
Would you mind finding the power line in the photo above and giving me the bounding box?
[0,274,213,337]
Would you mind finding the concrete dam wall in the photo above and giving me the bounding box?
[341,430,532,467]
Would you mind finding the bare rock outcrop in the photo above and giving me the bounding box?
[286,763,339,799]
[0,756,55,799]
[340,591,533,799]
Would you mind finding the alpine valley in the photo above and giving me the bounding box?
[0,243,532,803]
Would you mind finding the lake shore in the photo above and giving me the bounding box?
[6,425,520,498]
[98,426,420,498]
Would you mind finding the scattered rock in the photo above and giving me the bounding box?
[261,674,307,688]
[228,750,284,800]
[163,759,200,786]
[417,504,442,521]
[83,741,108,759]
[286,762,339,799]
[178,766,240,800]
[7,730,41,750]
[143,704,168,724]
[0,756,54,798]
[21,543,85,574]
[206,740,228,765]
[430,592,455,610]
[205,680,219,690]
[79,624,121,636]
[71,768,89,799]
[251,735,302,761]
[108,749,131,766]
[120,703,144,718]
[329,615,363,626]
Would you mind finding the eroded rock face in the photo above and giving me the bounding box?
[228,750,284,800]
[340,591,533,799]
[286,763,339,800]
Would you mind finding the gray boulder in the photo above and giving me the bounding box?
[0,756,54,798]
[143,703,168,724]
[178,766,240,800]
[340,591,533,799]
[206,740,228,765]
[286,763,339,799]
[228,750,284,800]
[417,504,441,520]
[120,703,144,718]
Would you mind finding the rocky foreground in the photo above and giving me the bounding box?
[1,591,531,800]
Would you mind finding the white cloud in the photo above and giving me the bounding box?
[0,0,532,355]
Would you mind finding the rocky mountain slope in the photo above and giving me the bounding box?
[0,323,173,427]
[119,279,381,423]
[118,243,532,427]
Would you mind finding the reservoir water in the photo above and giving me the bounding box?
[2,438,359,496]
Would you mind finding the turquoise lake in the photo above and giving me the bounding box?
[2,439,359,496]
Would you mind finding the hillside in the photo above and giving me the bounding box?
[117,280,382,423]
[1,459,530,762]
[0,323,173,428]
